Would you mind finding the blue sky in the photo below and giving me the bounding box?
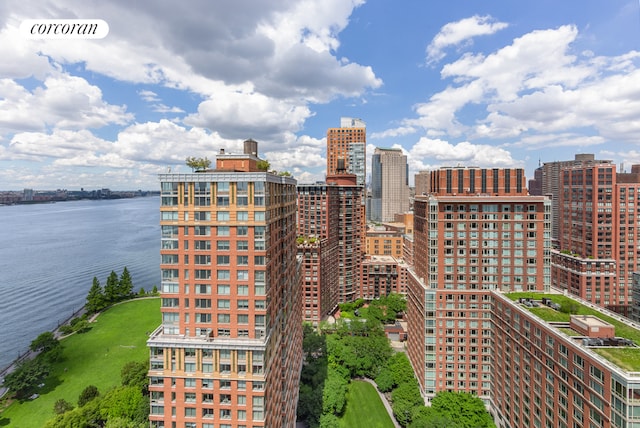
[0,0,639,190]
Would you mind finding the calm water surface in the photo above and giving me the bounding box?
[0,197,160,369]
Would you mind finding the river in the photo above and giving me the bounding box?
[0,196,160,369]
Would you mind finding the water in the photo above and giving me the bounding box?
[0,197,160,369]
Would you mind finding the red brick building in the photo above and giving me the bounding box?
[406,167,551,400]
[149,143,302,428]
[553,163,640,315]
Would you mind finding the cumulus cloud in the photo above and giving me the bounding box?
[408,137,520,169]
[0,74,133,133]
[426,15,508,65]
[184,92,312,141]
[381,23,640,159]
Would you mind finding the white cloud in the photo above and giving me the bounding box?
[184,92,312,140]
[426,15,508,64]
[408,137,519,168]
[0,74,133,133]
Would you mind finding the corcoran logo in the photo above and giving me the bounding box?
[20,19,109,39]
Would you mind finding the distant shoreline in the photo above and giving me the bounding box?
[0,193,159,207]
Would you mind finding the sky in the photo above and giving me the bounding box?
[1,0,640,190]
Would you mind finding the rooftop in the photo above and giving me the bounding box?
[505,291,640,372]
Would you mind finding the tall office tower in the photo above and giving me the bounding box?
[527,154,610,243]
[552,163,640,316]
[406,166,551,400]
[149,142,302,428]
[297,183,340,324]
[369,147,410,222]
[414,170,431,197]
[491,291,640,428]
[326,117,366,187]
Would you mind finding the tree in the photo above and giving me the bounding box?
[104,271,120,304]
[185,156,211,172]
[121,361,149,393]
[319,413,341,428]
[3,358,50,398]
[430,391,495,428]
[86,276,106,313]
[321,367,348,415]
[53,398,74,415]
[391,381,423,426]
[78,384,100,406]
[30,331,59,353]
[256,159,270,171]
[118,267,134,301]
[99,385,147,423]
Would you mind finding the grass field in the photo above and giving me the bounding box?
[0,297,160,427]
[340,380,396,428]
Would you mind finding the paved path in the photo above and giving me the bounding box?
[360,378,401,428]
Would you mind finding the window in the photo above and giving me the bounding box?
[217,299,230,309]
[238,299,249,309]
[217,226,229,236]
[217,212,229,221]
[217,284,230,295]
[237,285,249,295]
[217,270,230,280]
[238,314,249,324]
[237,226,248,236]
[237,270,249,280]
[217,240,230,250]
[237,240,249,251]
[237,211,248,221]
[196,313,211,323]
[237,255,249,265]
[217,255,230,265]
[218,313,230,323]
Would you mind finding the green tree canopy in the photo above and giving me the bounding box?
[104,271,120,304]
[118,267,134,300]
[30,331,59,353]
[78,384,100,407]
[3,358,50,398]
[430,391,496,428]
[185,156,211,172]
[86,276,106,314]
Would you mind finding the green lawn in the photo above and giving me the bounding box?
[340,380,396,428]
[0,298,160,427]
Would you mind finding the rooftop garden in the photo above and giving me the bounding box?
[506,292,640,372]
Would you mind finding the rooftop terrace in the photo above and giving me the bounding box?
[505,291,640,372]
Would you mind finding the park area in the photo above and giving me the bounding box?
[0,298,159,427]
[339,380,396,428]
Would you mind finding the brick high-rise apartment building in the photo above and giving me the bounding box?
[552,163,640,316]
[326,117,366,187]
[406,166,551,399]
[297,182,340,324]
[148,142,302,428]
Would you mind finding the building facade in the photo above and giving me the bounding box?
[297,183,340,325]
[359,255,408,299]
[552,163,640,316]
[326,117,366,187]
[491,291,640,428]
[406,167,551,400]
[527,154,610,243]
[369,147,410,222]
[414,170,431,197]
[148,145,302,428]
